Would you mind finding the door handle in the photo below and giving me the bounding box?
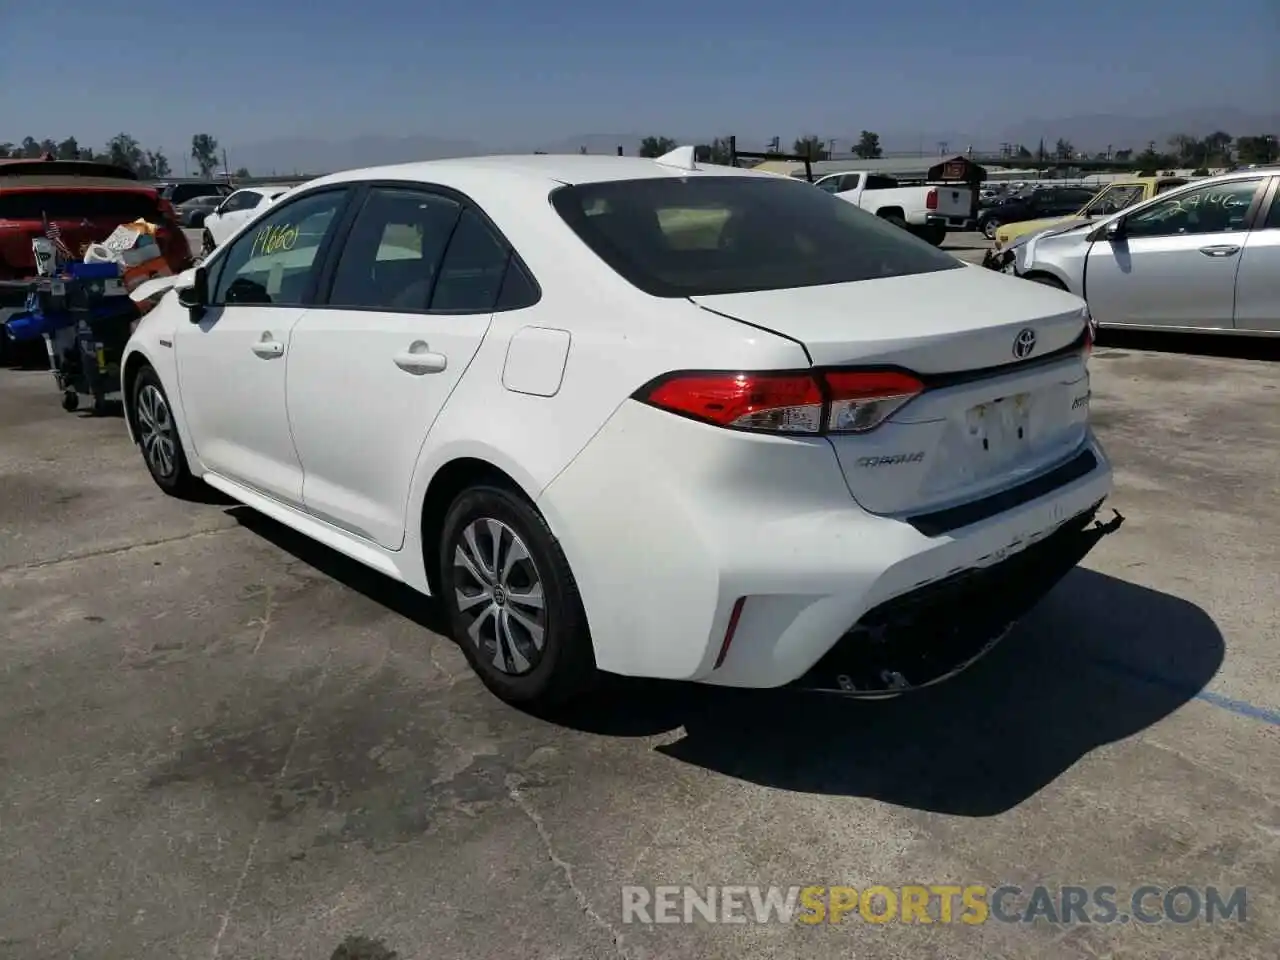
[1199,245,1240,258]
[251,337,285,358]
[393,341,448,375]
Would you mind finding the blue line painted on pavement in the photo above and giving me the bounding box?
[1193,690,1280,728]
[1091,655,1280,728]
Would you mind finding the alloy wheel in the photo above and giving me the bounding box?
[136,384,177,478]
[452,518,547,675]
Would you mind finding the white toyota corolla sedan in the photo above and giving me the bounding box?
[121,148,1113,709]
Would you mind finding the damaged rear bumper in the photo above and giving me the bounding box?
[790,503,1122,697]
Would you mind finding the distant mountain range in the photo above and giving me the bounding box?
[223,108,1279,175]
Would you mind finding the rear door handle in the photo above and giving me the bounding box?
[1199,245,1240,258]
[393,341,448,375]
[251,336,285,358]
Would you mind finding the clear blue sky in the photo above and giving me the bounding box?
[1,0,1275,155]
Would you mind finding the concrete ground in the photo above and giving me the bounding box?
[1,323,1278,957]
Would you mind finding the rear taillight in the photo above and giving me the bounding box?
[637,369,924,435]
[926,188,938,210]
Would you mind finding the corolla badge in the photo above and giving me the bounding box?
[1012,328,1037,360]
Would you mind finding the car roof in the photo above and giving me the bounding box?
[306,152,772,191]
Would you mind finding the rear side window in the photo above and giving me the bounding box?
[328,187,462,312]
[551,176,960,298]
[0,189,159,221]
[429,208,512,312]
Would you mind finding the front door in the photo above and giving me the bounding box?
[1084,178,1265,330]
[175,187,351,505]
[286,186,531,549]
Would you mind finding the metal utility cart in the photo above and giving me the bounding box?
[1,262,139,414]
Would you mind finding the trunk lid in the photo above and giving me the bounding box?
[930,186,971,218]
[0,186,187,278]
[690,267,1093,518]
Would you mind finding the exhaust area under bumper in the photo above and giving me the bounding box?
[789,503,1123,697]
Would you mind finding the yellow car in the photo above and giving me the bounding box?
[991,176,1188,251]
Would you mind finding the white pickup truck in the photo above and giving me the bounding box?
[809,171,974,245]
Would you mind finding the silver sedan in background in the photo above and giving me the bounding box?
[993,170,1280,335]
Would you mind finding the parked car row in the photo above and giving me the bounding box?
[986,170,1280,335]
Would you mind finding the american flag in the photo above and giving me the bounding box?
[42,212,72,258]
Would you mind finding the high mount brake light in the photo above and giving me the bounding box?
[638,369,924,435]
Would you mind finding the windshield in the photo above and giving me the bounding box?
[550,176,961,298]
[1079,184,1146,217]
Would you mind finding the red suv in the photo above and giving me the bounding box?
[0,158,193,284]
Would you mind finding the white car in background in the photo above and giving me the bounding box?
[120,147,1113,710]
[994,170,1280,335]
[200,185,293,253]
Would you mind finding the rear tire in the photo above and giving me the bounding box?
[882,213,908,231]
[131,365,200,497]
[201,229,215,256]
[920,224,946,246]
[439,484,596,710]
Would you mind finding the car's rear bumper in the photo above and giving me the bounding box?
[538,400,1114,689]
[790,502,1118,696]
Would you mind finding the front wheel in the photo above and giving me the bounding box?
[920,224,946,246]
[132,365,199,496]
[439,485,596,709]
[982,218,1001,240]
[201,229,215,256]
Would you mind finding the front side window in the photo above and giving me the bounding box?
[1082,184,1146,217]
[210,188,347,306]
[552,175,960,298]
[1123,179,1262,238]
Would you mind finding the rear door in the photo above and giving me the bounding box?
[1232,176,1280,333]
[1084,177,1266,330]
[285,184,532,548]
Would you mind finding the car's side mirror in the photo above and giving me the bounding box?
[1088,218,1124,243]
[177,266,209,319]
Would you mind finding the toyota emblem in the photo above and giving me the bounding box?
[1012,328,1037,360]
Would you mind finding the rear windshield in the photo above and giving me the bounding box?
[0,189,159,221]
[550,176,961,297]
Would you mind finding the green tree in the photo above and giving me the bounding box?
[106,132,144,171]
[233,166,251,179]
[20,137,41,158]
[638,136,677,158]
[1203,131,1232,166]
[0,142,14,158]
[1114,148,1133,162]
[190,133,220,176]
[1235,134,1277,165]
[55,137,80,160]
[792,135,828,161]
[1036,138,1046,163]
[1054,138,1074,160]
[146,150,171,178]
[853,130,882,159]
[1134,144,1170,176]
[694,138,733,164]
